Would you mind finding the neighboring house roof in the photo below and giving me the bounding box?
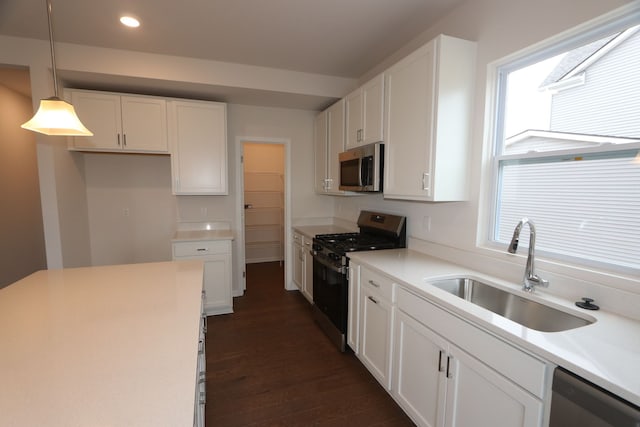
[539,25,640,89]
[504,129,640,154]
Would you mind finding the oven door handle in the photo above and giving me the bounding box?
[312,254,345,274]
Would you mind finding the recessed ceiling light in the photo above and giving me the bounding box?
[120,16,140,28]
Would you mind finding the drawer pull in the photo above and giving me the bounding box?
[368,296,378,304]
[368,280,380,288]
[197,248,208,252]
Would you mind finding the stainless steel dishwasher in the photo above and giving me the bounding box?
[550,367,640,427]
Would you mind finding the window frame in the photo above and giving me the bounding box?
[485,11,640,276]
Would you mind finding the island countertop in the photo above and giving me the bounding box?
[0,260,204,427]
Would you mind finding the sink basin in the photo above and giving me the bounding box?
[428,277,594,332]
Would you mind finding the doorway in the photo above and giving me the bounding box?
[235,137,291,294]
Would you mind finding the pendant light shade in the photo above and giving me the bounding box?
[21,96,93,136]
[21,0,93,136]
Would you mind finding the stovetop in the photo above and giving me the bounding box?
[314,232,399,254]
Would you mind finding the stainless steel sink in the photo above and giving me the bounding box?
[428,277,594,332]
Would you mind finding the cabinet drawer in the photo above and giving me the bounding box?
[173,240,230,258]
[361,266,395,302]
[396,286,549,399]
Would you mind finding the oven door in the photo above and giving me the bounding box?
[312,255,348,334]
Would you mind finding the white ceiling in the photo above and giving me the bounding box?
[0,0,465,107]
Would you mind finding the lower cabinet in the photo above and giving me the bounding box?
[349,260,549,427]
[292,231,313,303]
[392,289,545,427]
[303,238,313,302]
[357,265,395,391]
[173,240,233,315]
[347,262,360,353]
[194,292,207,427]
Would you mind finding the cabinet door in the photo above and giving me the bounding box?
[325,99,345,194]
[70,90,122,150]
[445,344,544,427]
[292,241,303,290]
[203,253,232,314]
[362,73,385,146]
[313,110,328,193]
[121,96,168,153]
[303,239,313,302]
[345,88,362,149]
[383,41,436,201]
[359,284,393,390]
[347,262,360,353]
[169,100,227,195]
[393,310,448,427]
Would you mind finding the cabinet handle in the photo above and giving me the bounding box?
[368,280,380,288]
[446,356,453,378]
[422,172,431,191]
[123,133,127,147]
[368,296,378,304]
[438,350,445,372]
[203,316,208,334]
[197,248,208,252]
[117,134,121,146]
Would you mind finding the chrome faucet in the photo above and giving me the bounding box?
[508,218,549,292]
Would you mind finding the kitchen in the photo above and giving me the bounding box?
[1,0,639,426]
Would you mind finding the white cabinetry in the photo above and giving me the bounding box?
[169,100,227,195]
[393,286,545,427]
[292,230,313,303]
[383,35,476,201]
[314,100,350,195]
[303,238,313,303]
[347,261,360,353]
[358,266,395,390]
[194,292,206,427]
[172,240,233,315]
[346,73,385,149]
[292,232,304,290]
[68,89,168,153]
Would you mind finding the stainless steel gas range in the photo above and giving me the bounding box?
[311,211,407,352]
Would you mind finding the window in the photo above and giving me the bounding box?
[490,21,640,273]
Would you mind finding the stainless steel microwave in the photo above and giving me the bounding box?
[338,142,383,192]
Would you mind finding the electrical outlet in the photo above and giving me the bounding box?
[422,216,431,233]
[123,208,130,217]
[200,207,208,218]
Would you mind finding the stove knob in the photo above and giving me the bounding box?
[328,253,341,261]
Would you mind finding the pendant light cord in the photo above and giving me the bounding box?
[45,0,59,98]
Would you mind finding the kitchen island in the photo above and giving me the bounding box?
[0,261,204,427]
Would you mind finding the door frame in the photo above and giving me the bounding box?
[235,136,292,294]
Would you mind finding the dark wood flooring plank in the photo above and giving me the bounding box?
[205,261,415,426]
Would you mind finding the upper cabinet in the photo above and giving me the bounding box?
[168,100,228,195]
[345,73,385,149]
[68,89,168,154]
[383,35,476,201]
[315,99,350,195]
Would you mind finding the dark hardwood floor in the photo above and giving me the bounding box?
[205,261,415,427]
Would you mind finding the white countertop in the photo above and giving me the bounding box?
[293,224,356,239]
[348,249,640,407]
[0,261,204,427]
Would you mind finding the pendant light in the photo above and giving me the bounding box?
[21,0,93,136]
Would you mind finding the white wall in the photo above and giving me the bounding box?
[84,153,176,266]
[335,0,639,314]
